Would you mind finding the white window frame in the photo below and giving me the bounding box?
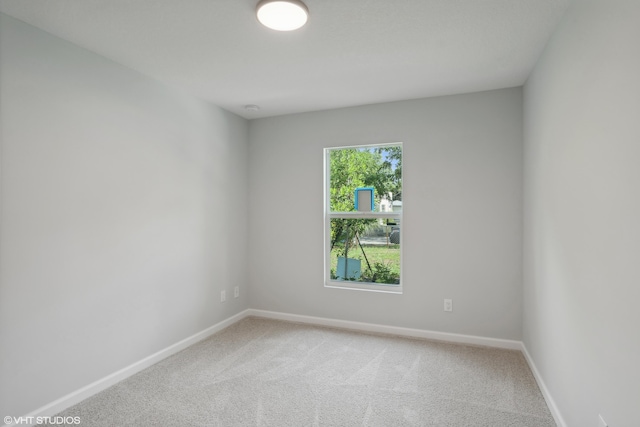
[323,142,403,294]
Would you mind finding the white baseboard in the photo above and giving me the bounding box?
[520,343,567,427]
[247,309,523,350]
[10,308,564,427]
[8,309,252,427]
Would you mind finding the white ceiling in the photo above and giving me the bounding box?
[0,0,569,119]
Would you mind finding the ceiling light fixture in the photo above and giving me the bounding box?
[256,0,309,31]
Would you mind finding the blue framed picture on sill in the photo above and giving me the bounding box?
[354,187,374,212]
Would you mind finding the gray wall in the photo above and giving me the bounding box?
[248,88,523,340]
[0,14,249,416]
[523,0,640,426]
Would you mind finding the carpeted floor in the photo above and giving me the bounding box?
[45,317,555,426]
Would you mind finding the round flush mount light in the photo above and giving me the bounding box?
[256,0,309,31]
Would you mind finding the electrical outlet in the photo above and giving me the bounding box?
[444,299,453,312]
[598,414,608,427]
[220,290,226,302]
[234,286,239,298]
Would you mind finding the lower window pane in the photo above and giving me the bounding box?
[329,218,400,285]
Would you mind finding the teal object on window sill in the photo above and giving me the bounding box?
[336,257,361,281]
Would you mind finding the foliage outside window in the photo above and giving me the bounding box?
[325,143,402,292]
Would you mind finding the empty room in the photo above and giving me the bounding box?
[0,0,638,426]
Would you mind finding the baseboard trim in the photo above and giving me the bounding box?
[520,343,567,427]
[247,309,522,350]
[10,308,565,427]
[9,309,252,427]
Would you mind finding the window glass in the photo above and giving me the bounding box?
[325,143,402,291]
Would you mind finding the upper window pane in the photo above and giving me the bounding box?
[328,145,402,213]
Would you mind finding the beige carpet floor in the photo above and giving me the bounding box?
[44,317,555,426]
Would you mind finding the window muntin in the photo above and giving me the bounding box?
[324,143,402,292]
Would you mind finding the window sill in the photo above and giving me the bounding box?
[324,280,403,294]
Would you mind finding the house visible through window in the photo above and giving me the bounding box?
[324,143,402,293]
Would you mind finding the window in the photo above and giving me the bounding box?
[324,143,402,293]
